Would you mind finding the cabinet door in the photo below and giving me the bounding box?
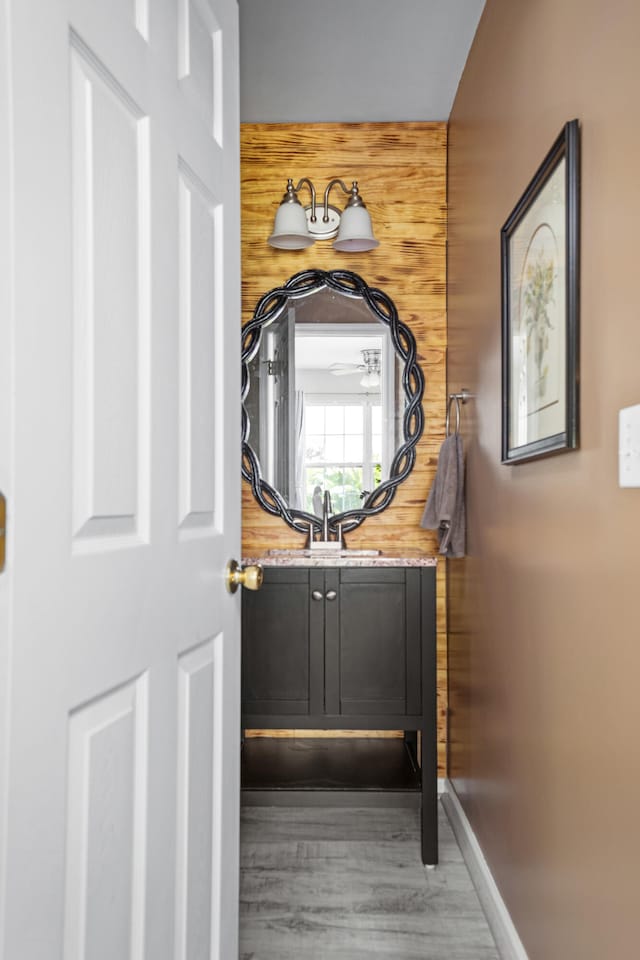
[242,567,324,716]
[331,568,422,717]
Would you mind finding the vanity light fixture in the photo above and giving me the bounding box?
[267,177,379,252]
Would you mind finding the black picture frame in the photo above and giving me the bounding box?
[501,119,580,464]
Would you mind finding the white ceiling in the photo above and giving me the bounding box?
[238,0,486,123]
[295,333,382,371]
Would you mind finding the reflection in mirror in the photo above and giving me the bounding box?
[295,329,392,516]
[242,270,424,537]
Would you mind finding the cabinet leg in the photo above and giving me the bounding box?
[420,729,438,866]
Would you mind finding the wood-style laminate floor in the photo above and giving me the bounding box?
[239,802,500,960]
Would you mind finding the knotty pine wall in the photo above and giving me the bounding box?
[240,123,448,775]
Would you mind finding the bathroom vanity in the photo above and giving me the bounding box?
[240,270,436,862]
[240,553,438,865]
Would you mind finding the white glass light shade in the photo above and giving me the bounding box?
[360,371,381,388]
[268,201,314,249]
[333,204,379,252]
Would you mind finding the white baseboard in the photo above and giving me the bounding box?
[441,780,529,960]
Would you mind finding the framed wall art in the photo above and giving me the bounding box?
[501,119,580,464]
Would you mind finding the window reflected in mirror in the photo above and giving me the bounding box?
[247,312,401,515]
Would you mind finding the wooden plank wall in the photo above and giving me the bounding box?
[240,123,448,775]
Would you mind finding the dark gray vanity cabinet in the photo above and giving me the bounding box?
[242,567,425,721]
[241,563,438,865]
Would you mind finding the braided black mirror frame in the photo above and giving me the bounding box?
[241,269,425,538]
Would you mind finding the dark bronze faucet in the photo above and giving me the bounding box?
[322,489,332,542]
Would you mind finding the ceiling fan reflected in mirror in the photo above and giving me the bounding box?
[330,348,381,388]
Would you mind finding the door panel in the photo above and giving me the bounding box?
[177,162,219,531]
[70,36,150,545]
[176,637,217,960]
[178,0,224,143]
[0,1,240,957]
[64,676,149,960]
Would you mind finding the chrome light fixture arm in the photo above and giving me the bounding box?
[287,176,317,223]
[322,178,364,220]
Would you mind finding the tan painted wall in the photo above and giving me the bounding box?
[448,1,640,957]
[240,123,449,773]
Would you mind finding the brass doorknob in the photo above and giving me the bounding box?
[225,559,264,594]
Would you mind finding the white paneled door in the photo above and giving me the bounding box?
[0,1,241,958]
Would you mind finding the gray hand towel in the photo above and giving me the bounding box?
[421,433,465,558]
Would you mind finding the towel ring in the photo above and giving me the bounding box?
[446,388,473,437]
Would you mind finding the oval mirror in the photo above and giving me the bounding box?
[241,269,424,537]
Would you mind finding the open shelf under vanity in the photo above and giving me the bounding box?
[241,734,422,806]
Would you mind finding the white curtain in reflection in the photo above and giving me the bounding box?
[294,390,305,510]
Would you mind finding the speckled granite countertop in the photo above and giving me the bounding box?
[242,551,438,568]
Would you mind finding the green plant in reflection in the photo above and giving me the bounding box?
[305,467,363,513]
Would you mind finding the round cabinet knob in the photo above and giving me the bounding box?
[325,590,337,601]
[225,560,264,594]
[311,590,324,601]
